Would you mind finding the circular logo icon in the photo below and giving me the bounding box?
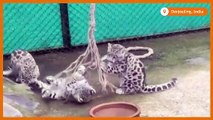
[161,7,169,16]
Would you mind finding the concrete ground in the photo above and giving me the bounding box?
[3,30,210,117]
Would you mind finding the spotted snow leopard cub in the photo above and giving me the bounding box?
[3,49,40,87]
[64,78,96,103]
[3,50,96,103]
[101,43,177,95]
[42,65,96,103]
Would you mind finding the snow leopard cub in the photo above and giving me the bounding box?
[3,49,40,87]
[42,65,96,103]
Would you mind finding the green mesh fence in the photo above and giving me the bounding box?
[68,3,210,45]
[3,4,63,54]
[3,3,210,54]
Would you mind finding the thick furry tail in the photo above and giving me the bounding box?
[141,78,177,93]
[3,69,13,76]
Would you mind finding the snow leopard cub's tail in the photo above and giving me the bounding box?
[141,78,177,93]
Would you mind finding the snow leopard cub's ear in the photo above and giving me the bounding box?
[45,75,55,84]
[107,43,112,53]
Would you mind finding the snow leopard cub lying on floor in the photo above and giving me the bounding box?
[42,65,96,103]
[3,49,41,88]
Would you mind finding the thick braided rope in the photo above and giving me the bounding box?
[54,4,96,79]
[86,4,108,91]
[126,46,154,59]
[53,4,114,92]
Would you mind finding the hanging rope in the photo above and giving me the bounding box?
[53,4,116,92]
[53,4,154,93]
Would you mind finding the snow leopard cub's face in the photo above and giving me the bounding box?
[105,43,128,64]
[65,79,96,103]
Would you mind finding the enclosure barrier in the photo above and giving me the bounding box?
[3,3,210,54]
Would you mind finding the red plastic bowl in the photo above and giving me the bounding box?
[89,102,140,117]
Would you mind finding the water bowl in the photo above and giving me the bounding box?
[89,102,140,117]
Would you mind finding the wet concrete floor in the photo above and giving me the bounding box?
[3,30,210,117]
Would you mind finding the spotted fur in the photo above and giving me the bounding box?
[41,66,96,103]
[3,50,96,103]
[65,79,96,103]
[101,43,177,94]
[3,50,40,87]
[41,77,96,103]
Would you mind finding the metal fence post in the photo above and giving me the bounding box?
[59,3,71,48]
